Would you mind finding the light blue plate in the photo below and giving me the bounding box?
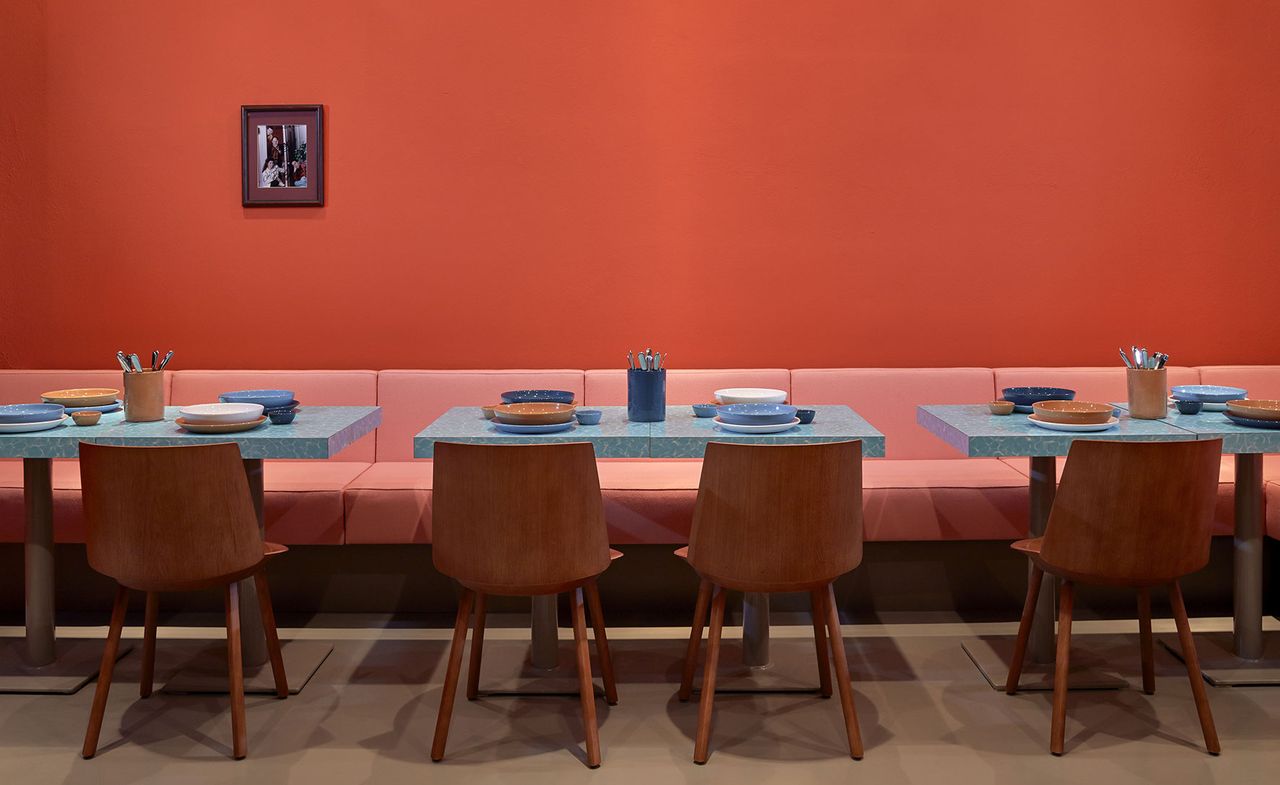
[1170,385,1247,404]
[62,399,123,414]
[220,389,295,408]
[716,403,798,425]
[491,420,577,435]
[0,403,66,423]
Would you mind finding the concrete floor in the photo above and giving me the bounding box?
[1,617,1278,785]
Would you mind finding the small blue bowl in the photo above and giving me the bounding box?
[0,403,66,424]
[268,410,297,425]
[1000,387,1075,407]
[716,403,798,426]
[1174,399,1203,415]
[575,409,603,425]
[220,389,295,409]
[795,408,816,425]
[692,403,719,418]
[263,400,301,415]
[500,389,576,405]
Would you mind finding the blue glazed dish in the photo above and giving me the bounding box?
[263,400,301,415]
[575,409,603,425]
[692,403,719,418]
[716,403,799,426]
[795,408,816,424]
[1171,385,1248,404]
[220,389,295,409]
[500,389,575,405]
[1223,412,1280,430]
[0,403,66,424]
[62,399,123,414]
[1000,387,1075,407]
[1174,399,1204,415]
[268,410,297,425]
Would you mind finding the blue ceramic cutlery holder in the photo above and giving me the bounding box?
[627,369,666,422]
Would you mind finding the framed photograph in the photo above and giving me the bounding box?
[241,104,324,206]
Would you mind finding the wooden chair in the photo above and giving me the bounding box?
[78,443,288,760]
[430,441,619,768]
[1006,438,1223,755]
[678,440,865,764]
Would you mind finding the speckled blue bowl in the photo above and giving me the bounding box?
[268,410,297,425]
[0,403,65,424]
[795,408,816,424]
[1000,387,1075,407]
[692,403,719,418]
[716,403,798,425]
[575,409,602,425]
[500,389,575,405]
[220,389,295,409]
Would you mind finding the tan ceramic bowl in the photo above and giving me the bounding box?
[492,402,577,425]
[41,388,119,407]
[480,405,499,420]
[987,401,1015,415]
[71,410,102,426]
[1226,399,1280,421]
[1031,400,1114,425]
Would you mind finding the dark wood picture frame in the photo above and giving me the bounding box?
[241,104,324,207]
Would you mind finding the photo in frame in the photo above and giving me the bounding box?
[241,105,324,206]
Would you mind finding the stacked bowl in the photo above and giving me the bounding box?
[490,401,577,434]
[220,389,300,424]
[42,388,122,414]
[1027,400,1117,432]
[714,403,800,434]
[1171,385,1247,413]
[0,403,67,434]
[1000,386,1075,413]
[177,403,268,433]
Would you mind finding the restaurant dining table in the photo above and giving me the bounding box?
[1112,402,1280,686]
[0,405,381,694]
[916,404,1196,691]
[416,404,885,672]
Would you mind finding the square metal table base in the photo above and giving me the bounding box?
[1160,633,1280,686]
[162,640,332,696]
[0,640,131,694]
[962,636,1130,692]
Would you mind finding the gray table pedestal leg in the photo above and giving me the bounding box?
[1162,453,1280,685]
[962,455,1125,691]
[0,458,128,694]
[162,459,332,695]
[742,592,771,667]
[530,595,560,670]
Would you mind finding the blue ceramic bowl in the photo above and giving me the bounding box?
[795,408,816,424]
[0,403,66,424]
[500,389,575,405]
[268,410,297,425]
[1170,385,1247,404]
[716,403,798,425]
[1174,399,1203,415]
[575,409,603,425]
[220,389,295,409]
[692,403,719,418]
[263,400,301,415]
[1000,387,1075,407]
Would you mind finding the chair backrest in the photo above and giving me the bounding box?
[431,442,610,593]
[79,443,265,590]
[687,441,863,591]
[1040,439,1223,584]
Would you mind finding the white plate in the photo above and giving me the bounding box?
[713,387,788,405]
[0,416,68,433]
[713,417,801,434]
[1027,415,1119,432]
[177,403,265,424]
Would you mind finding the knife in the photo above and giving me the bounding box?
[157,349,174,371]
[115,351,133,373]
[129,353,144,373]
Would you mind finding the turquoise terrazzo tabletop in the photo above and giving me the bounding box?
[415,406,650,458]
[649,404,884,458]
[1111,402,1280,454]
[916,404,1195,457]
[0,406,381,460]
[415,404,884,458]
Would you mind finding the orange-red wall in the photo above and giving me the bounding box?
[2,1,1278,371]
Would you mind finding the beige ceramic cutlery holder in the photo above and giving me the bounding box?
[123,371,165,422]
[1126,368,1167,420]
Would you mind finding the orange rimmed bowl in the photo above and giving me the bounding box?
[41,388,120,407]
[492,402,577,425]
[1031,400,1114,425]
[1226,399,1280,421]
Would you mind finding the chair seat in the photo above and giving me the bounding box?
[1011,537,1043,555]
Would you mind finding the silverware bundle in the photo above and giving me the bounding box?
[1118,346,1167,370]
[627,348,665,371]
[116,349,173,373]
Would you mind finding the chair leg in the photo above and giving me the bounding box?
[431,588,475,762]
[693,585,726,764]
[254,571,289,698]
[465,592,487,701]
[1169,581,1220,755]
[584,580,618,706]
[82,584,129,759]
[811,588,833,698]
[571,587,602,768]
[140,591,159,699]
[1006,563,1046,694]
[225,582,247,760]
[1050,580,1074,756]
[824,583,864,760]
[1137,587,1155,695]
[678,578,712,702]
